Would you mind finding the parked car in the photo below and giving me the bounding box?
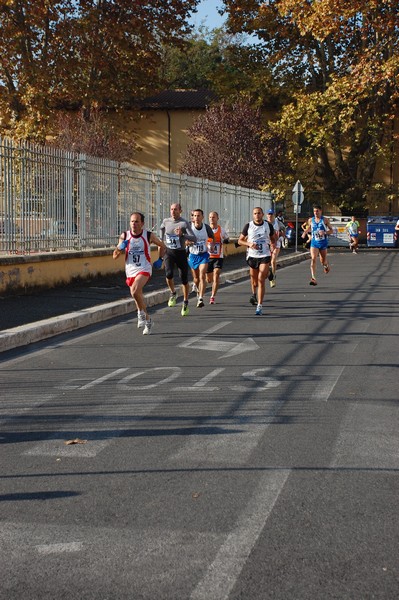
[285,221,308,248]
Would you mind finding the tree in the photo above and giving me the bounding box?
[49,108,137,162]
[0,0,200,139]
[223,0,399,213]
[181,100,290,189]
[160,26,280,106]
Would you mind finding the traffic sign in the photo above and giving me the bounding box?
[292,180,304,205]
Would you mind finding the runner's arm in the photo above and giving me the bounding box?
[205,224,215,240]
[181,223,197,242]
[238,224,255,249]
[113,232,127,259]
[324,218,334,235]
[301,219,311,238]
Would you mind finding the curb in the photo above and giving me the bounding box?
[0,252,309,353]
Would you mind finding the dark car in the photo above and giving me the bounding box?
[285,221,309,248]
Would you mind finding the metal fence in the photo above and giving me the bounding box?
[0,136,272,255]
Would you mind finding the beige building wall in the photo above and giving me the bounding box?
[133,109,202,173]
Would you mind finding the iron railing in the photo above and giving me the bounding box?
[0,136,272,255]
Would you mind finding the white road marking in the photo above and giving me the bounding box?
[190,470,290,600]
[309,366,344,402]
[36,542,83,554]
[179,322,259,358]
[192,368,225,387]
[80,368,129,389]
[24,437,114,458]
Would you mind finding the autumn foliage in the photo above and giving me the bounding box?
[223,0,399,212]
[181,100,290,189]
[0,0,200,139]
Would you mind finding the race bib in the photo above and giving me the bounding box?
[208,241,221,255]
[192,241,205,254]
[166,233,181,250]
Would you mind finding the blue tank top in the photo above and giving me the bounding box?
[311,217,328,248]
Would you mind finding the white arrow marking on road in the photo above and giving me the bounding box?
[179,321,259,359]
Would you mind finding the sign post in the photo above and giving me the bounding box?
[292,180,304,252]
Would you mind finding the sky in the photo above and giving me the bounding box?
[189,0,226,30]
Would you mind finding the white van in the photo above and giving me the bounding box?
[326,215,352,246]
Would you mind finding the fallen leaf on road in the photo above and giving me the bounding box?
[65,438,87,445]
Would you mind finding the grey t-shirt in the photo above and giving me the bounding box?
[160,216,195,251]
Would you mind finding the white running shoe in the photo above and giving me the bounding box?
[137,311,146,328]
[191,282,198,293]
[143,319,152,335]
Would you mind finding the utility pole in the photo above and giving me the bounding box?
[292,180,304,252]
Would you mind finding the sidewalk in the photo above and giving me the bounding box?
[0,250,309,352]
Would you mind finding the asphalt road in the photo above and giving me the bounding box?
[0,250,398,599]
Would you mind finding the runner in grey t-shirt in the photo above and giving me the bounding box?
[159,203,195,317]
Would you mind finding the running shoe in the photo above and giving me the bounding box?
[181,302,189,317]
[197,297,204,308]
[249,294,257,305]
[309,278,317,286]
[209,296,215,304]
[137,311,146,328]
[323,263,330,274]
[353,249,358,254]
[270,279,276,288]
[168,294,177,307]
[143,319,152,335]
[191,282,198,293]
[255,305,263,316]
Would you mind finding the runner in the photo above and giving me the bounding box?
[345,215,361,253]
[159,203,195,317]
[276,210,285,225]
[113,211,166,334]
[301,205,333,286]
[238,207,276,315]
[186,209,214,307]
[206,211,229,304]
[266,209,285,288]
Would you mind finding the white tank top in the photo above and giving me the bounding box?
[189,223,209,255]
[246,221,272,258]
[124,229,152,277]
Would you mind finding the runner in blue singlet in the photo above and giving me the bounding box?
[301,205,333,286]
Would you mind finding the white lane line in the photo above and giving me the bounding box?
[309,365,344,402]
[347,322,370,352]
[190,470,290,600]
[36,541,83,554]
